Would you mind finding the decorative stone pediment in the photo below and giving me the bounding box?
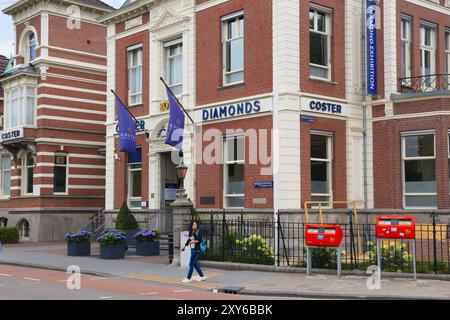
[151,9,189,31]
[151,119,169,140]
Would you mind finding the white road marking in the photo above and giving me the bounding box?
[0,274,12,277]
[174,289,192,293]
[23,277,40,282]
[0,284,4,287]
[139,292,158,296]
[90,277,108,281]
[99,296,113,299]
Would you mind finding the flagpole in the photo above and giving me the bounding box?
[111,89,140,124]
[159,77,195,125]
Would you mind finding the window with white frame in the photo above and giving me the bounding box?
[3,86,35,129]
[401,17,412,82]
[224,135,245,208]
[222,12,244,85]
[420,24,436,89]
[22,152,34,195]
[402,132,437,208]
[0,154,10,197]
[445,31,450,90]
[127,147,142,209]
[54,154,67,194]
[311,133,333,204]
[164,38,183,95]
[28,33,36,62]
[127,45,143,106]
[309,7,332,80]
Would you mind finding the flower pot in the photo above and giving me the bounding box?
[121,229,139,247]
[67,242,91,256]
[136,241,160,256]
[100,243,126,259]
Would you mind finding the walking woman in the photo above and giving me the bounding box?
[182,221,206,282]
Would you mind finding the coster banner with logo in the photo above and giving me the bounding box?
[163,83,185,150]
[366,0,377,95]
[116,96,136,154]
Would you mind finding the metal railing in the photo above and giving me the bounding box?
[80,209,105,236]
[187,211,450,274]
[399,74,450,94]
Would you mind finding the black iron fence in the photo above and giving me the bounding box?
[399,73,450,94]
[186,211,450,274]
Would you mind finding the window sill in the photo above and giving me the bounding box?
[128,103,143,108]
[309,76,337,85]
[218,81,245,90]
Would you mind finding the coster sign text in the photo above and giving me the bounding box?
[0,128,23,143]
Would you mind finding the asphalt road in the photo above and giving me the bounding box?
[0,265,298,300]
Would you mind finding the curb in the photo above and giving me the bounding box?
[201,260,450,281]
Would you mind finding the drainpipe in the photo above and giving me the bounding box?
[361,1,369,215]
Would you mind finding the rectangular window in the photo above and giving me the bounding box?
[420,24,436,90]
[224,135,245,208]
[54,155,67,194]
[401,18,412,83]
[402,132,437,208]
[28,33,36,62]
[127,45,143,106]
[165,39,183,95]
[222,12,244,85]
[311,133,333,204]
[3,86,35,129]
[127,147,142,209]
[309,7,332,80]
[445,31,450,90]
[22,152,34,195]
[0,154,10,197]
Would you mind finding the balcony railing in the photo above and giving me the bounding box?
[399,74,450,94]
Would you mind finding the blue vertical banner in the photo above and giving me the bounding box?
[116,96,136,154]
[163,83,185,150]
[366,0,378,95]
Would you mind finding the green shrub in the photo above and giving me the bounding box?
[366,240,411,272]
[115,202,138,230]
[0,227,19,244]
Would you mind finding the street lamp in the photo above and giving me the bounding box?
[176,159,188,190]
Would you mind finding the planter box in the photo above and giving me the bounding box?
[100,243,126,259]
[121,229,139,247]
[136,241,160,256]
[67,242,91,256]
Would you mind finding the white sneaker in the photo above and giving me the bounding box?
[182,278,192,283]
[197,276,207,282]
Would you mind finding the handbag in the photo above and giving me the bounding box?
[196,230,207,253]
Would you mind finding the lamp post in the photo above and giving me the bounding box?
[175,151,189,202]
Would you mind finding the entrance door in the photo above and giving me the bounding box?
[160,152,177,233]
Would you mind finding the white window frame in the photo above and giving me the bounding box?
[53,154,68,195]
[28,33,36,63]
[401,17,412,82]
[0,154,11,198]
[309,6,332,81]
[445,30,450,90]
[420,24,437,90]
[310,131,333,208]
[21,152,34,196]
[3,85,36,130]
[127,44,143,106]
[223,135,245,209]
[222,12,244,86]
[164,38,183,96]
[127,148,142,209]
[402,131,437,209]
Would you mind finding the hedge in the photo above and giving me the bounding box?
[0,227,19,244]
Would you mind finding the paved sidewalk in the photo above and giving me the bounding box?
[1,242,450,299]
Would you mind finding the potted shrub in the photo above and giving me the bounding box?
[64,230,92,256]
[97,229,127,259]
[115,202,139,247]
[134,230,161,256]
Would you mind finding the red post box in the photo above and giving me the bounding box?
[375,216,415,239]
[305,224,343,247]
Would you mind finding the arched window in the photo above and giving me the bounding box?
[17,219,30,240]
[28,33,36,62]
[0,217,7,227]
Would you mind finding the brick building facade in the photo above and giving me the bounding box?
[99,0,449,232]
[0,0,112,240]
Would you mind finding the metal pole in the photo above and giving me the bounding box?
[412,239,417,281]
[337,246,342,277]
[377,238,381,281]
[306,247,312,276]
[432,211,438,275]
